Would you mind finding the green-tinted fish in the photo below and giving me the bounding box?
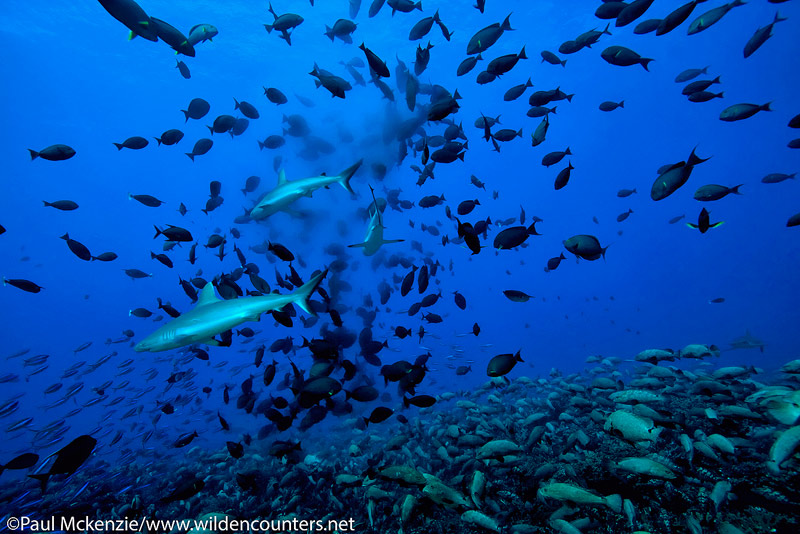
[687,0,745,35]
[719,102,771,122]
[687,208,723,233]
[98,0,157,41]
[487,350,523,377]
[693,184,742,201]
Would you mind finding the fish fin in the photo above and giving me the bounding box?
[29,473,49,492]
[348,242,367,248]
[337,160,363,194]
[196,283,219,307]
[291,269,328,316]
[687,223,698,229]
[277,169,287,185]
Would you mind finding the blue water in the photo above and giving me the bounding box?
[0,0,798,525]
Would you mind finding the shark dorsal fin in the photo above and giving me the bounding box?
[197,283,219,307]
[368,184,383,228]
[277,169,287,185]
[320,172,327,176]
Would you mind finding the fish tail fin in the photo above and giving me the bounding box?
[619,100,625,108]
[324,26,334,42]
[154,137,162,146]
[561,59,567,67]
[257,140,265,151]
[501,13,513,31]
[641,58,654,71]
[113,143,123,150]
[606,494,622,513]
[28,149,39,160]
[415,1,423,12]
[181,110,189,122]
[292,269,328,316]
[29,473,49,492]
[775,12,787,23]
[264,24,273,33]
[731,184,743,195]
[153,225,163,239]
[337,159,363,194]
[518,46,527,59]
[761,101,772,112]
[688,147,711,166]
[185,153,195,161]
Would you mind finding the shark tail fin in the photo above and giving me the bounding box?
[337,159,364,194]
[292,269,328,316]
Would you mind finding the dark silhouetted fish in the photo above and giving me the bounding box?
[29,435,96,491]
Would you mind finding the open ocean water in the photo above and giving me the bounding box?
[1,1,799,533]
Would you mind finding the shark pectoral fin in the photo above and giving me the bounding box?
[382,239,405,245]
[711,221,724,228]
[284,208,304,218]
[348,242,367,248]
[204,338,221,346]
[686,223,698,229]
[249,314,262,322]
[305,191,314,197]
